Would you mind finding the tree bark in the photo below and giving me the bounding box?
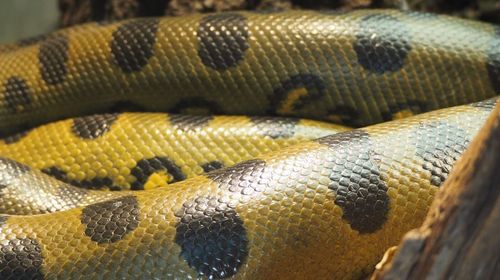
[372,102,500,280]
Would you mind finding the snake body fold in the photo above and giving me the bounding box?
[0,8,498,280]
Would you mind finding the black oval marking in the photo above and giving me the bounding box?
[270,74,326,115]
[130,156,186,190]
[487,28,500,93]
[41,166,120,191]
[198,13,249,70]
[174,196,248,279]
[81,196,140,244]
[2,129,31,144]
[169,115,213,131]
[38,34,69,85]
[71,113,119,139]
[414,122,470,187]
[110,18,159,73]
[354,14,412,74]
[4,77,32,114]
[250,116,299,139]
[0,238,44,280]
[316,130,389,234]
[201,161,224,173]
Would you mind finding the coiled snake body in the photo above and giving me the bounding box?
[0,9,498,279]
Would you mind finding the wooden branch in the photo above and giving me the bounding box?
[372,102,500,280]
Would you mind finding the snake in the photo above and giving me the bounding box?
[0,8,498,280]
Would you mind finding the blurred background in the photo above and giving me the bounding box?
[0,0,498,43]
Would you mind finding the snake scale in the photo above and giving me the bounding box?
[0,8,498,280]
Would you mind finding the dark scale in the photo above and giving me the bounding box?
[130,156,186,190]
[205,159,267,195]
[414,122,470,187]
[38,34,69,85]
[174,196,249,279]
[110,18,159,73]
[269,74,326,115]
[3,77,32,114]
[316,130,390,234]
[80,196,140,243]
[249,116,299,139]
[169,115,213,131]
[197,13,249,70]
[353,14,412,74]
[41,166,119,190]
[0,238,45,280]
[201,161,224,173]
[71,113,120,139]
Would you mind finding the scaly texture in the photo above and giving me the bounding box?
[0,114,346,191]
[0,100,495,279]
[0,10,498,135]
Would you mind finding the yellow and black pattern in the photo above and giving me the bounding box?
[0,100,495,279]
[0,8,498,280]
[0,10,498,135]
[0,114,346,191]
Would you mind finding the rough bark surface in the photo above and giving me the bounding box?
[372,101,500,280]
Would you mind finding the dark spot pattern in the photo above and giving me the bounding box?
[169,115,213,131]
[198,13,249,70]
[71,113,119,139]
[201,161,224,173]
[250,116,299,139]
[4,77,31,113]
[130,156,186,190]
[487,28,500,93]
[471,97,498,110]
[0,238,44,280]
[81,196,140,243]
[110,18,159,73]
[316,130,389,234]
[354,14,412,74]
[2,130,31,144]
[38,34,69,85]
[414,122,470,187]
[380,100,428,121]
[270,74,326,115]
[206,159,267,194]
[174,196,248,279]
[41,166,119,191]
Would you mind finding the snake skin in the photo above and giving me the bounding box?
[0,114,346,191]
[0,10,498,135]
[0,8,498,280]
[0,100,496,279]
